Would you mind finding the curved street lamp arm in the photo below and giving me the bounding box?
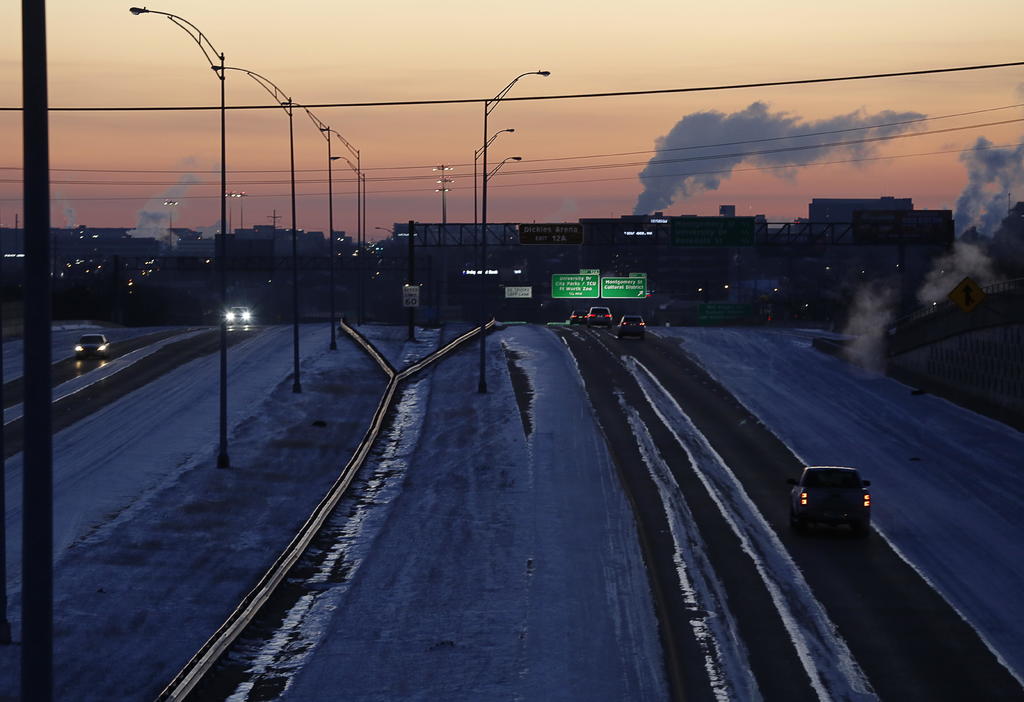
[303,107,333,142]
[129,8,222,69]
[475,128,516,160]
[486,156,522,181]
[331,131,360,162]
[224,67,294,111]
[486,71,549,115]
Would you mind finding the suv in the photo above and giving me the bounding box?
[585,306,613,327]
[616,314,646,339]
[787,466,871,537]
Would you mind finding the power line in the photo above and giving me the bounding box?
[1,60,1022,112]
[5,115,1020,187]
[5,140,1021,202]
[2,101,1021,177]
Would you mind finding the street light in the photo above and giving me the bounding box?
[131,5,230,468]
[302,107,342,350]
[226,191,246,233]
[479,70,548,393]
[163,199,178,251]
[327,134,363,324]
[474,128,514,228]
[434,165,454,225]
[232,68,302,393]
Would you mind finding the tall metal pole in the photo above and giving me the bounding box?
[360,170,367,325]
[217,51,230,468]
[478,100,489,393]
[408,220,416,341]
[328,148,338,350]
[0,235,9,646]
[287,100,301,393]
[22,0,53,694]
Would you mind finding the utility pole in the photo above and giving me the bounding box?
[407,220,416,341]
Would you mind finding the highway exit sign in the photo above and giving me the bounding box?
[601,276,648,298]
[672,216,755,246]
[519,223,584,245]
[552,273,600,298]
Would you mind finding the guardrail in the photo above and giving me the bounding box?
[155,318,495,701]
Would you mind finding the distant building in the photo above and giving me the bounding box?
[809,196,913,222]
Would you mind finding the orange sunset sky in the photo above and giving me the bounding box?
[1,0,1023,239]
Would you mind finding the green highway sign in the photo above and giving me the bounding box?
[672,216,756,246]
[552,273,600,298]
[601,276,648,298]
[579,269,600,274]
[698,303,753,325]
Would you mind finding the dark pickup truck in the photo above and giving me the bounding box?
[787,466,871,537]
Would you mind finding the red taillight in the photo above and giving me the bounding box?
[800,492,808,506]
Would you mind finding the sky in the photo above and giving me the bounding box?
[1,0,1023,239]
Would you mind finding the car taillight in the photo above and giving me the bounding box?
[639,322,646,326]
[800,492,808,506]
[863,494,871,508]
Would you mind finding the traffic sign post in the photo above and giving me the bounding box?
[601,276,648,298]
[672,216,755,246]
[947,276,986,313]
[505,286,533,298]
[519,223,583,245]
[552,273,599,298]
[402,284,420,308]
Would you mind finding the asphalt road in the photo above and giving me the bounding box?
[555,325,1022,702]
[3,327,262,459]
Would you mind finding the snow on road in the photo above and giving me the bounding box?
[277,324,667,701]
[654,326,1024,684]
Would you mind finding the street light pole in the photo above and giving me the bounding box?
[233,69,301,393]
[478,71,548,393]
[130,5,231,468]
[434,165,453,225]
[163,199,178,251]
[473,128,514,230]
[303,107,342,350]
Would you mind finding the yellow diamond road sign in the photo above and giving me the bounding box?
[947,276,986,313]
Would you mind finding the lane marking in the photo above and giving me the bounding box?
[617,391,761,701]
[626,357,876,702]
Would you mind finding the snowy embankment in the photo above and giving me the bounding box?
[654,326,1024,684]
[0,323,387,698]
[276,324,666,701]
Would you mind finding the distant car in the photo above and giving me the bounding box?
[787,466,871,537]
[225,306,253,326]
[75,333,111,360]
[585,306,613,327]
[616,314,646,339]
[568,310,585,325]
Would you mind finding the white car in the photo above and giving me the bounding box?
[225,306,253,326]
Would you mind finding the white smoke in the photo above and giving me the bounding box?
[634,102,926,214]
[953,137,1024,236]
[916,240,997,306]
[130,171,200,239]
[841,283,897,374]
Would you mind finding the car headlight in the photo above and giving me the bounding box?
[225,312,234,322]
[98,344,108,351]
[242,312,251,321]
[75,345,84,352]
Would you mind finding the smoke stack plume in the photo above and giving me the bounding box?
[634,102,924,215]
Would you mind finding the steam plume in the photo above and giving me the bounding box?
[953,137,1024,236]
[841,283,896,374]
[634,102,925,214]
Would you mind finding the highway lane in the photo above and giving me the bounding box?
[558,325,1023,701]
[2,326,262,459]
